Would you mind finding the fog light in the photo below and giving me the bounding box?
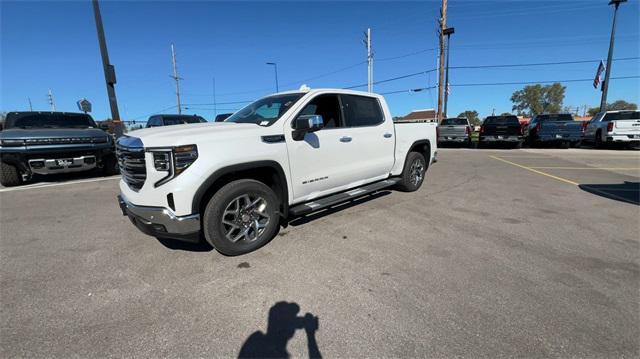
[84,157,95,164]
[151,224,167,232]
[31,161,45,169]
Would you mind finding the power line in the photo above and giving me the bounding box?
[450,75,640,87]
[450,56,639,70]
[376,47,438,62]
[343,69,438,89]
[130,105,177,120]
[182,100,252,106]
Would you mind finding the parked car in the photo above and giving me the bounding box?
[478,115,523,148]
[438,117,472,147]
[146,114,207,128]
[0,111,117,186]
[215,113,233,122]
[524,113,583,148]
[117,88,438,255]
[583,110,640,148]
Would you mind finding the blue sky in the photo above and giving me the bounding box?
[2,0,639,122]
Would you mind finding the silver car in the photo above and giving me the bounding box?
[583,110,640,148]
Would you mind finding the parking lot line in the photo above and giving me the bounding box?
[0,176,120,193]
[489,155,579,186]
[528,167,640,170]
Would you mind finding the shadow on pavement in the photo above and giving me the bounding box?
[155,237,213,252]
[239,301,321,358]
[579,182,639,205]
[287,190,391,227]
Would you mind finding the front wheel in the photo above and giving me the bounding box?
[202,179,280,256]
[396,152,427,192]
[0,161,22,187]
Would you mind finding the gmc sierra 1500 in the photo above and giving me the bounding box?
[117,88,437,255]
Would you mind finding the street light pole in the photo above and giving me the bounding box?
[443,27,454,118]
[266,62,279,92]
[92,0,123,137]
[600,0,627,112]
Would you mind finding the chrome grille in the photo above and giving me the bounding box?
[116,137,146,191]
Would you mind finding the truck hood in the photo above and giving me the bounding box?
[0,127,109,140]
[124,122,268,147]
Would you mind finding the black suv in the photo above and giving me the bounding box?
[146,114,207,127]
[0,112,117,186]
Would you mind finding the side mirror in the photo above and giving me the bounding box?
[293,115,324,141]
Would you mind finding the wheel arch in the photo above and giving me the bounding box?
[192,160,289,218]
[405,139,432,168]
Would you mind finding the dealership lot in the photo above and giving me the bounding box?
[1,148,638,357]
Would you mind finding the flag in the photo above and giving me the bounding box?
[446,82,451,95]
[593,61,605,89]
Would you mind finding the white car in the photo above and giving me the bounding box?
[117,88,437,255]
[583,110,640,148]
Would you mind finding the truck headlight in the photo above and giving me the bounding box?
[150,144,198,187]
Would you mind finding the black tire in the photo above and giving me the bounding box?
[102,154,119,176]
[595,130,604,149]
[0,161,22,187]
[202,179,280,256]
[396,152,427,192]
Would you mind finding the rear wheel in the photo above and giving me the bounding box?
[396,152,427,192]
[595,130,604,149]
[203,179,279,256]
[0,161,22,187]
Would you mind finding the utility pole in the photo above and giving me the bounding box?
[600,0,627,112]
[443,27,455,118]
[28,97,33,111]
[47,89,56,111]
[213,77,217,117]
[266,62,279,92]
[364,28,373,93]
[437,0,447,123]
[170,44,183,114]
[92,0,122,137]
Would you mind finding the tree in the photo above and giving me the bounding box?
[587,100,637,116]
[510,83,566,116]
[457,110,480,126]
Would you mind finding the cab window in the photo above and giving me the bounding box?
[297,94,342,129]
[340,95,384,127]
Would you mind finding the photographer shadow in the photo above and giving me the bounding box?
[238,301,322,358]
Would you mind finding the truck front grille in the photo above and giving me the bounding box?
[116,143,146,191]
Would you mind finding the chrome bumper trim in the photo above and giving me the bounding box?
[118,194,200,235]
[29,156,96,175]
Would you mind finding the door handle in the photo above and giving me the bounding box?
[340,136,352,143]
[384,133,393,138]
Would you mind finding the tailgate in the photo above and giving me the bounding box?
[439,125,467,136]
[613,119,640,134]
[484,124,520,136]
[540,122,582,136]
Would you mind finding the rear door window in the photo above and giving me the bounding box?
[484,116,519,126]
[340,95,384,127]
[441,118,468,126]
[603,111,640,121]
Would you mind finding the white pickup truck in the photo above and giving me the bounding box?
[117,88,437,255]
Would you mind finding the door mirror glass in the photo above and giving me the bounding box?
[293,115,324,140]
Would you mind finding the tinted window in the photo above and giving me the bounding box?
[441,118,468,126]
[6,112,96,129]
[297,94,342,128]
[484,116,519,125]
[225,93,304,126]
[535,114,574,122]
[341,95,384,127]
[603,111,640,121]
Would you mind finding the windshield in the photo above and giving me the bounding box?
[484,116,519,125]
[441,118,468,126]
[225,93,304,126]
[536,114,574,122]
[603,111,640,121]
[5,112,97,129]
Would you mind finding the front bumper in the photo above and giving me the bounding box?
[479,135,522,142]
[118,194,201,241]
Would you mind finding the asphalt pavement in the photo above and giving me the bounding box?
[1,148,638,357]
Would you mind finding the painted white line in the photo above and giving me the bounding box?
[0,176,120,193]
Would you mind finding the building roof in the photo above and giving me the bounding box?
[403,109,436,120]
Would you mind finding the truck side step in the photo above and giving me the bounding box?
[289,178,400,217]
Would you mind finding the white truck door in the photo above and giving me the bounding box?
[338,94,395,183]
[285,94,356,203]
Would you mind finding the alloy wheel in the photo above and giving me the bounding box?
[221,194,270,243]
